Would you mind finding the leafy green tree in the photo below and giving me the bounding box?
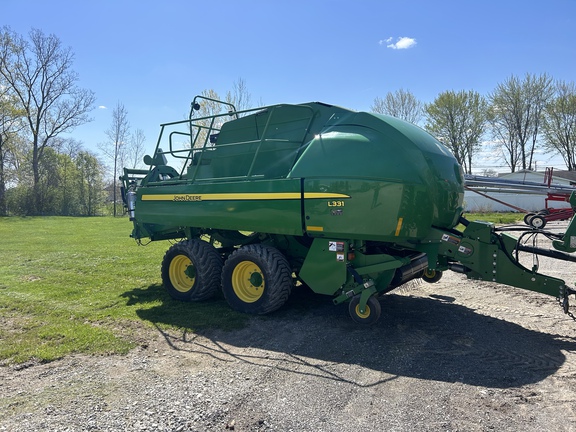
[35,147,63,215]
[51,137,82,215]
[76,150,105,216]
[5,183,33,215]
[425,90,488,174]
[0,27,95,214]
[0,85,24,215]
[5,141,34,215]
[6,144,105,216]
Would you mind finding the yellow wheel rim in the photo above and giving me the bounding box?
[424,269,436,278]
[232,260,265,303]
[169,254,196,293]
[355,304,371,319]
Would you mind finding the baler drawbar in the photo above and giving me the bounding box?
[121,95,576,324]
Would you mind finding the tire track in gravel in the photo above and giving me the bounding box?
[196,287,576,391]
[429,271,576,374]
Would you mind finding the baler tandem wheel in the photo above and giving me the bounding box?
[161,239,223,301]
[221,244,292,315]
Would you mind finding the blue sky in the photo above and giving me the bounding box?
[4,0,576,171]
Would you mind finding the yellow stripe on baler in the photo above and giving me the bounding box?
[141,192,351,202]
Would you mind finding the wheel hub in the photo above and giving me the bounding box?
[169,254,196,293]
[249,271,263,287]
[184,264,196,279]
[355,304,371,318]
[232,261,265,303]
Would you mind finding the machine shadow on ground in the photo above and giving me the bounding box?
[125,283,576,389]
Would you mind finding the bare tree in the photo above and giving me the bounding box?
[190,89,225,149]
[487,98,521,173]
[425,90,488,174]
[371,89,423,124]
[0,27,95,214]
[99,102,129,216]
[191,81,253,149]
[178,80,255,173]
[488,73,554,172]
[226,78,252,113]
[128,128,146,169]
[542,80,576,170]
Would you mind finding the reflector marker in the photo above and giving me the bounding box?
[395,217,403,236]
[307,226,324,232]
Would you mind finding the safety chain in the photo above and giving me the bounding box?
[559,286,576,321]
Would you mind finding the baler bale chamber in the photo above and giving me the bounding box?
[121,95,576,324]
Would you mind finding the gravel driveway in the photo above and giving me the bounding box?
[2,222,576,432]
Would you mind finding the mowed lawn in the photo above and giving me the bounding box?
[0,217,248,365]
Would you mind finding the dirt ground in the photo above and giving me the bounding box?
[2,222,576,431]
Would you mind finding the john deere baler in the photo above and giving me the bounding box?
[121,96,576,324]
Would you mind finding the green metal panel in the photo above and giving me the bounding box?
[289,116,464,232]
[289,117,463,240]
[186,104,315,181]
[302,178,431,241]
[412,221,566,298]
[186,139,303,180]
[135,178,303,235]
[298,238,349,295]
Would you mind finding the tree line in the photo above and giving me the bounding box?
[0,27,100,216]
[2,27,575,216]
[0,27,145,216]
[372,75,576,175]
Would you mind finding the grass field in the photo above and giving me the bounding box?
[0,213,523,365]
[0,217,249,365]
[462,211,523,225]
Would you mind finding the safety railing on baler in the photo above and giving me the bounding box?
[130,96,315,184]
[120,96,318,218]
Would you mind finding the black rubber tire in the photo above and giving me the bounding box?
[422,268,443,283]
[530,215,547,229]
[161,239,222,301]
[221,244,292,315]
[523,213,535,225]
[348,295,382,325]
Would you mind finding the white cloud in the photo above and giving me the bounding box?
[384,36,417,50]
[98,105,107,109]
[378,37,394,46]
